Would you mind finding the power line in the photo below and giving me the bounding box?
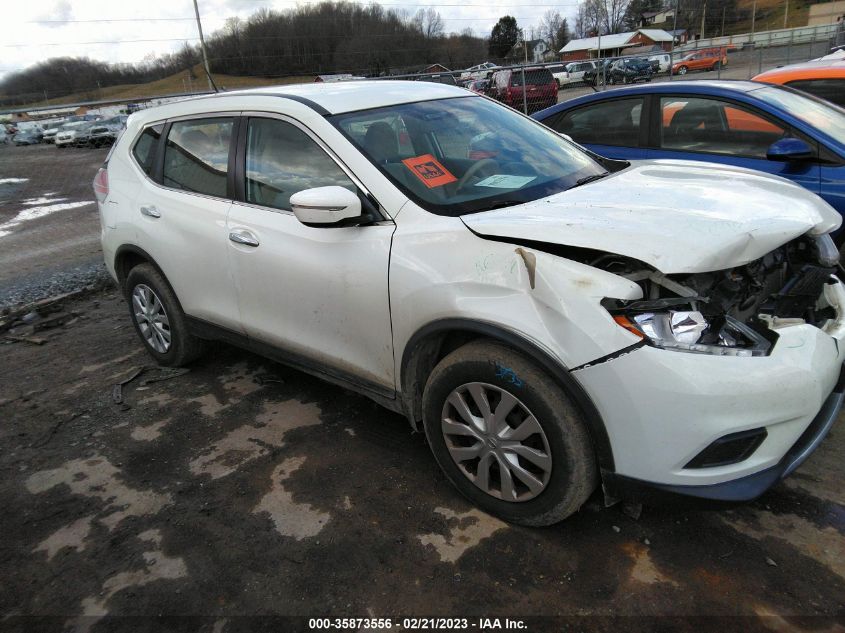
[23,3,582,22]
[3,38,201,47]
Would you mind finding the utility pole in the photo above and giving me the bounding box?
[700,3,706,40]
[192,0,214,92]
[750,0,757,37]
[669,0,678,80]
[721,6,726,37]
[783,0,789,29]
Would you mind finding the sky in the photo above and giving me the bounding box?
[2,0,585,81]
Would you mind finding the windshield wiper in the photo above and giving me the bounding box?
[571,172,610,188]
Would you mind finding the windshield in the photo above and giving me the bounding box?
[754,85,845,145]
[331,96,604,215]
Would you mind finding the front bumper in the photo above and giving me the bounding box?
[574,278,845,497]
[603,366,844,503]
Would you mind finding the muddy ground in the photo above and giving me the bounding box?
[1,287,844,632]
[2,80,845,631]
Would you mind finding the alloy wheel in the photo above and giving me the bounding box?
[131,284,172,353]
[440,382,552,502]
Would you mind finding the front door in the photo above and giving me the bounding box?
[226,115,397,393]
[647,95,820,192]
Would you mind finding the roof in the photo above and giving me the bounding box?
[753,59,845,83]
[637,29,675,42]
[532,80,773,118]
[560,29,673,53]
[130,81,473,123]
[560,32,633,53]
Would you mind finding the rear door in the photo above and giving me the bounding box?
[646,95,820,191]
[131,115,243,332]
[226,114,396,394]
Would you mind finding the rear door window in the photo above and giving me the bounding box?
[162,118,234,198]
[554,98,644,147]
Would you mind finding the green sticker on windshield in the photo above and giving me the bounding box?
[475,175,536,189]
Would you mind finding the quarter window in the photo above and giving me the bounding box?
[244,118,355,211]
[162,118,233,198]
[554,98,644,147]
[132,124,163,177]
[660,97,786,158]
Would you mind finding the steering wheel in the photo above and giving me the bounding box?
[455,159,498,193]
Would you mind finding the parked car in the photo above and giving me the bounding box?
[75,116,128,147]
[98,81,845,526]
[545,64,568,88]
[753,58,845,107]
[582,59,613,86]
[42,124,63,144]
[558,60,599,87]
[490,67,558,113]
[459,62,499,81]
[13,129,43,145]
[606,57,653,84]
[672,48,727,75]
[533,80,845,242]
[55,120,99,148]
[648,53,671,73]
[466,79,491,95]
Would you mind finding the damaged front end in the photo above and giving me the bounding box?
[598,235,842,357]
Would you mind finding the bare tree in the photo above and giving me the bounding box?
[413,8,445,39]
[581,0,633,34]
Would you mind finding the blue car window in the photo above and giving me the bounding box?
[659,97,785,159]
[554,98,644,148]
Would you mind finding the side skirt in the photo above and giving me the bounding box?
[185,316,402,415]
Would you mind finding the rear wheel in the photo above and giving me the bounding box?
[125,263,205,367]
[422,340,597,526]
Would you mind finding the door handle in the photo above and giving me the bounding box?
[229,229,259,247]
[140,205,161,218]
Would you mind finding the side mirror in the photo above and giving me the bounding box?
[290,186,362,226]
[767,137,814,162]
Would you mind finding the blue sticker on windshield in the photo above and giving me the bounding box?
[475,174,536,189]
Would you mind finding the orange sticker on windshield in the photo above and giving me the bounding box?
[402,154,457,188]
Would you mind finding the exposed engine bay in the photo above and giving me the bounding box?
[597,236,840,356]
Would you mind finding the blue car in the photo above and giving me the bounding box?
[533,80,845,243]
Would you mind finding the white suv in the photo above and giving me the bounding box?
[96,81,845,525]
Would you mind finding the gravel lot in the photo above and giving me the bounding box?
[2,64,844,629]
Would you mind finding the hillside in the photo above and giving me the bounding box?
[13,64,315,109]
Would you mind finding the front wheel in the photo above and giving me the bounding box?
[125,263,206,367]
[678,65,688,75]
[422,340,597,526]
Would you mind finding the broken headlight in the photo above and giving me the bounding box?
[614,310,771,357]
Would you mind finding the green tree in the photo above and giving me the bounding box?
[489,15,520,59]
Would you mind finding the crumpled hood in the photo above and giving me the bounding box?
[462,160,841,273]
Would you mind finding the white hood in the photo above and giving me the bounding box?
[462,160,841,274]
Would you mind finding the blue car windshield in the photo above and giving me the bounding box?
[754,85,845,145]
[330,96,605,216]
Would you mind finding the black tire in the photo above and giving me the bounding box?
[422,340,597,526]
[125,263,205,367]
